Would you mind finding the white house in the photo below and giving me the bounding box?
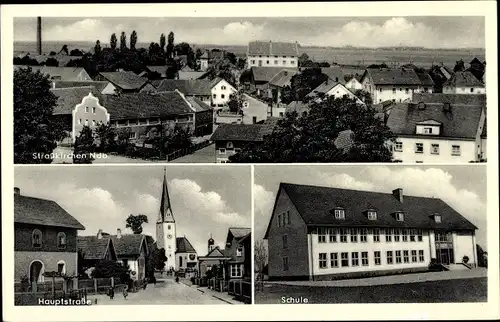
[345,77,363,91]
[443,71,486,95]
[387,94,486,163]
[264,183,479,281]
[361,68,428,103]
[211,78,237,107]
[247,41,300,69]
[306,80,365,105]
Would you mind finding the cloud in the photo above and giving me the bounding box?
[221,21,265,45]
[253,184,275,240]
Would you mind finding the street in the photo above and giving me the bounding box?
[88,278,229,305]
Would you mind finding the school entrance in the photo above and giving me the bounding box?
[435,231,454,265]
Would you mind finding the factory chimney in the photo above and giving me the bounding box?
[37,17,42,55]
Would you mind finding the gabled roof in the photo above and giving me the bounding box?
[264,183,477,238]
[416,72,435,87]
[251,67,295,83]
[99,71,149,90]
[14,65,88,81]
[100,91,195,120]
[364,68,422,85]
[470,57,483,65]
[176,237,197,253]
[178,71,207,80]
[51,86,103,115]
[52,81,111,93]
[412,93,486,106]
[211,124,265,142]
[205,246,227,258]
[321,67,346,84]
[443,71,485,88]
[248,41,300,56]
[111,234,147,257]
[155,79,218,95]
[386,102,484,140]
[186,96,212,112]
[306,80,341,97]
[14,194,85,229]
[226,227,251,245]
[269,69,299,88]
[77,236,116,260]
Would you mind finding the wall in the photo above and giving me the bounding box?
[199,258,223,277]
[156,221,176,270]
[211,80,237,107]
[392,137,477,163]
[271,106,287,118]
[324,84,364,104]
[267,189,310,279]
[310,228,431,276]
[176,252,198,270]
[214,140,251,163]
[215,113,243,125]
[241,94,269,124]
[454,231,476,265]
[78,70,92,81]
[480,138,487,160]
[72,93,110,142]
[111,116,195,142]
[373,85,421,103]
[346,78,363,91]
[443,86,486,95]
[15,224,77,253]
[101,83,117,95]
[14,251,77,282]
[247,55,298,69]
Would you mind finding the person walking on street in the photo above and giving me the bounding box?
[122,286,128,300]
[110,286,115,300]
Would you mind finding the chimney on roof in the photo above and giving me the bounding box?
[14,187,20,195]
[97,229,103,239]
[37,17,42,55]
[392,188,403,203]
[117,228,122,239]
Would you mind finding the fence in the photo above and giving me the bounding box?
[207,278,229,292]
[166,140,212,162]
[228,280,252,304]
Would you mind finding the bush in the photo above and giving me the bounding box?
[91,260,130,284]
[428,258,444,271]
[462,256,470,264]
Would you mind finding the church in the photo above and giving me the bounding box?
[155,169,198,273]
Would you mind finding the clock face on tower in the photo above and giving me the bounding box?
[167,234,172,239]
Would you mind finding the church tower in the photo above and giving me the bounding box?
[156,168,177,270]
[208,234,215,253]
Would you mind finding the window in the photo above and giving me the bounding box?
[84,119,89,126]
[379,88,383,93]
[394,229,401,242]
[266,60,270,64]
[360,228,368,242]
[423,127,433,134]
[213,94,217,99]
[274,60,278,64]
[57,232,66,249]
[361,252,369,266]
[330,253,339,268]
[341,252,349,267]
[424,87,428,92]
[396,212,405,221]
[387,251,394,264]
[92,120,96,126]
[340,228,348,243]
[395,250,402,264]
[319,253,327,269]
[351,252,359,266]
[411,250,417,262]
[290,61,295,65]
[282,61,286,65]
[287,210,291,224]
[470,88,474,93]
[373,229,380,242]
[219,148,226,154]
[122,259,129,268]
[403,250,410,263]
[328,228,337,243]
[385,229,392,242]
[283,257,289,271]
[334,209,345,219]
[92,107,96,114]
[57,261,66,274]
[168,225,171,230]
[279,112,284,117]
[226,142,234,149]
[410,229,416,242]
[434,215,442,223]
[221,94,225,99]
[277,214,281,227]
[237,247,243,256]
[318,228,327,243]
[415,143,424,153]
[392,88,396,93]
[402,229,408,242]
[417,229,423,242]
[230,264,242,277]
[374,251,381,265]
[85,106,89,113]
[282,235,288,249]
[251,60,255,64]
[419,250,425,262]
[405,88,409,94]
[32,229,42,248]
[350,228,358,242]
[78,118,82,125]
[452,145,461,156]
[367,211,377,220]
[431,144,440,155]
[221,85,226,90]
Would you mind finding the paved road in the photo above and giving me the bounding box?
[88,278,228,305]
[169,143,215,163]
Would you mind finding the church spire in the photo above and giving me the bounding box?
[157,167,175,223]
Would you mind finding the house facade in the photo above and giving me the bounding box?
[225,228,252,280]
[210,124,267,163]
[264,183,478,281]
[14,187,85,284]
[345,77,363,91]
[110,230,149,281]
[247,41,300,69]
[443,71,486,95]
[77,234,118,276]
[307,81,365,105]
[387,93,486,163]
[211,78,237,107]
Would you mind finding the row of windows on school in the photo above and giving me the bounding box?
[315,227,425,243]
[316,249,426,269]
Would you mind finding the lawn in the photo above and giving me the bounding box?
[256,277,487,304]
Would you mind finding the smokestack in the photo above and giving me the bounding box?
[392,188,403,203]
[97,229,103,239]
[14,187,20,195]
[117,228,122,239]
[37,17,42,55]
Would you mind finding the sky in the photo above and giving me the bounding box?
[14,165,251,256]
[254,165,488,249]
[14,16,485,48]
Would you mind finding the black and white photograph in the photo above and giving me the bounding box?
[12,15,486,164]
[254,165,487,304]
[13,165,252,305]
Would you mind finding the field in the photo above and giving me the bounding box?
[256,277,487,304]
[14,41,484,69]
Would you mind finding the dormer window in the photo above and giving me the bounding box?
[434,214,442,223]
[367,211,377,220]
[333,209,345,220]
[226,141,234,149]
[396,212,405,221]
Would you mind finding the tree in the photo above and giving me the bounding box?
[298,53,310,66]
[229,96,395,163]
[92,260,131,284]
[228,93,243,113]
[166,31,175,59]
[125,214,149,234]
[95,122,117,152]
[368,63,388,68]
[73,126,96,164]
[289,67,328,102]
[49,51,57,56]
[44,57,59,67]
[166,63,179,79]
[120,32,127,51]
[254,240,268,291]
[14,55,39,66]
[353,89,373,106]
[58,45,69,55]
[280,85,295,105]
[453,59,465,72]
[146,246,168,278]
[130,30,138,51]
[226,52,237,65]
[14,67,64,163]
[476,244,487,267]
[70,49,84,56]
[94,40,102,57]
[110,33,117,50]
[160,33,166,52]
